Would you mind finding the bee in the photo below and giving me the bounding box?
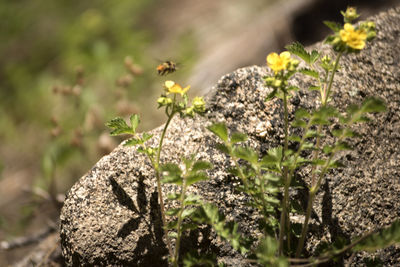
[157,61,177,76]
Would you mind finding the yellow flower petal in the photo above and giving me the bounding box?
[266,51,291,73]
[340,23,367,50]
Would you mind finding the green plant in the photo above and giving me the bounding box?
[107,7,400,266]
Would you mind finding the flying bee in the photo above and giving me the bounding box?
[157,60,178,76]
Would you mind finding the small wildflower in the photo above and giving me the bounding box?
[164,80,190,96]
[341,7,359,23]
[192,96,206,113]
[266,51,292,73]
[157,96,172,106]
[340,23,367,50]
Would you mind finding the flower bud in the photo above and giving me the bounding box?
[341,7,359,23]
[192,96,206,113]
[157,96,172,106]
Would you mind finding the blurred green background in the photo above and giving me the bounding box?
[0,0,198,258]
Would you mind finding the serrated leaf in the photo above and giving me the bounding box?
[305,130,319,138]
[301,142,315,150]
[335,141,352,151]
[295,108,311,119]
[141,133,153,142]
[166,208,181,216]
[191,161,212,172]
[161,174,182,185]
[130,114,140,133]
[299,68,319,79]
[208,123,228,142]
[184,194,201,205]
[166,220,178,230]
[323,145,333,155]
[124,138,142,146]
[309,85,321,91]
[265,88,278,101]
[231,132,248,144]
[167,193,181,200]
[215,143,230,154]
[310,50,320,63]
[292,119,307,128]
[288,135,301,142]
[161,163,182,176]
[353,220,400,252]
[106,117,134,136]
[324,21,342,32]
[182,208,197,219]
[186,172,208,186]
[285,41,310,63]
[233,146,258,164]
[329,160,345,168]
[361,97,386,113]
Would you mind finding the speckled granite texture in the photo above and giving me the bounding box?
[60,6,400,266]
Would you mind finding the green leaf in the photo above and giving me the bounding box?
[167,193,181,200]
[106,117,135,136]
[166,220,178,230]
[183,194,201,205]
[191,161,212,172]
[335,141,352,151]
[299,68,319,79]
[215,143,230,154]
[354,220,400,253]
[161,163,182,176]
[324,21,342,32]
[309,85,321,91]
[292,119,307,128]
[208,123,228,142]
[310,50,320,63]
[130,114,140,133]
[360,97,386,113]
[305,130,319,138]
[256,236,288,267]
[186,172,208,186]
[231,132,248,144]
[285,41,310,63]
[328,160,345,168]
[265,88,278,101]
[288,135,301,142]
[323,145,333,155]
[295,108,311,119]
[233,146,258,164]
[124,138,142,146]
[161,174,182,185]
[181,208,197,219]
[141,133,153,142]
[166,208,181,216]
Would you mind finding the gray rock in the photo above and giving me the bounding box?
[60,6,400,266]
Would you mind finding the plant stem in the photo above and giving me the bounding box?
[173,171,188,267]
[323,52,343,105]
[155,113,175,258]
[279,90,290,255]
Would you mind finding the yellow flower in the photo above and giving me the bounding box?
[340,23,367,50]
[164,80,190,96]
[266,51,291,73]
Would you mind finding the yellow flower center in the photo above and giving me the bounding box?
[164,80,190,96]
[340,23,367,50]
[266,51,291,73]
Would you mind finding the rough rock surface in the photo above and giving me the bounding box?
[60,6,400,266]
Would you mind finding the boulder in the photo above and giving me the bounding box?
[60,6,400,266]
